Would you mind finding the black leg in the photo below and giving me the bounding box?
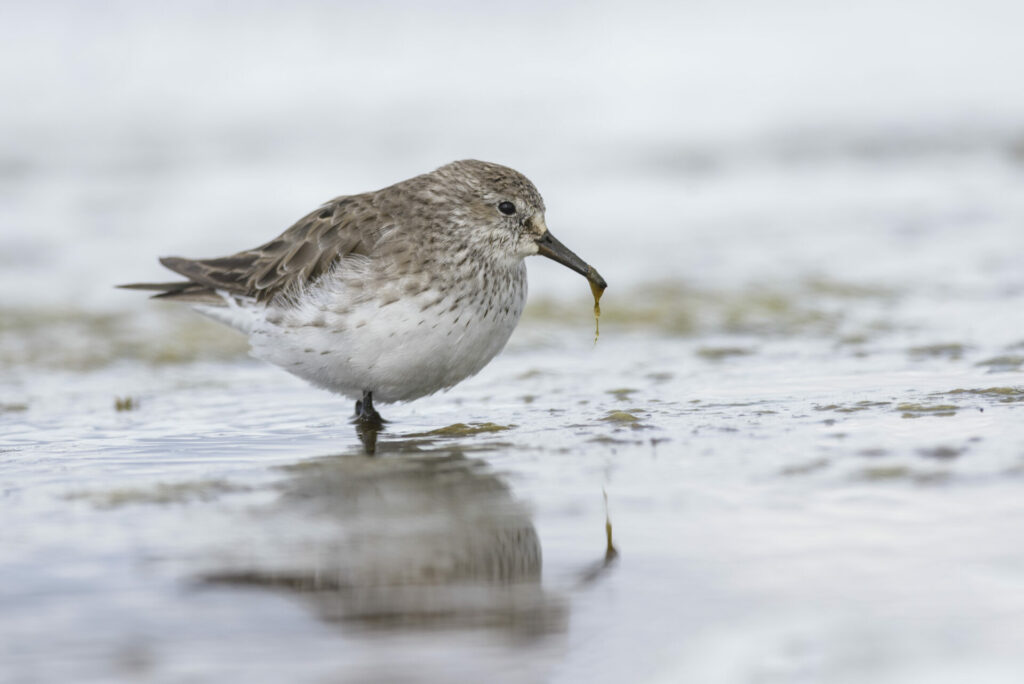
[354,390,384,426]
[353,390,384,455]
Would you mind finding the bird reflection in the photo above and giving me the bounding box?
[203,434,566,638]
[354,418,382,455]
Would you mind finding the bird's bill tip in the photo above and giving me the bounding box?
[586,265,608,291]
[534,231,606,291]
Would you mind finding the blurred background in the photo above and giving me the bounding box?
[3,0,1024,311]
[4,1,1024,683]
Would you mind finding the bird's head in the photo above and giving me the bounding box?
[425,159,607,291]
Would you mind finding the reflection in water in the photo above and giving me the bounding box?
[576,487,619,587]
[203,434,567,638]
[354,418,382,454]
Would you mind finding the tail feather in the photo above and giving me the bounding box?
[120,253,262,305]
[116,280,223,304]
[117,281,193,291]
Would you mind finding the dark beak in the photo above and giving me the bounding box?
[535,231,608,291]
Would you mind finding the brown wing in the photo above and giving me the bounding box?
[151,194,384,303]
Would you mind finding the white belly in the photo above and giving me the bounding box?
[244,268,527,403]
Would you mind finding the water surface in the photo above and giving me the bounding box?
[4,1,1024,682]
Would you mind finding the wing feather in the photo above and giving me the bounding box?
[154,194,383,303]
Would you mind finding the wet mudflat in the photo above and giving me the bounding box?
[4,2,1024,680]
[4,261,1024,682]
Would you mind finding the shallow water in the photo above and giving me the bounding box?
[5,1,1024,682]
[5,291,1024,682]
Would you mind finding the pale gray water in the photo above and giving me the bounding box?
[3,1,1024,682]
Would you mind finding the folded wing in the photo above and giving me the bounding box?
[120,194,383,304]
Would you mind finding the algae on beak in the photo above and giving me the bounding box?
[534,230,607,341]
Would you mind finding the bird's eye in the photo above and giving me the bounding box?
[497,201,516,216]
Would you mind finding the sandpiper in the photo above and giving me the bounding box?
[121,160,607,424]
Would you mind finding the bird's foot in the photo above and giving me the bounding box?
[353,392,384,455]
[353,391,385,429]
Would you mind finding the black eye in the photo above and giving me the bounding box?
[497,201,516,216]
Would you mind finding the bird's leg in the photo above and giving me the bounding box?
[354,390,384,425]
[353,390,384,455]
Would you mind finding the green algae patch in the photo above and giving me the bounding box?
[908,343,967,360]
[945,387,1024,402]
[696,346,754,361]
[975,355,1024,372]
[897,403,959,418]
[815,401,892,413]
[803,277,896,299]
[779,458,830,476]
[917,445,965,460]
[602,410,640,422]
[516,369,548,380]
[857,466,950,484]
[606,388,638,401]
[524,280,843,338]
[65,479,249,509]
[836,333,871,346]
[415,422,514,437]
[720,290,836,336]
[600,410,649,429]
[0,306,248,370]
[587,435,645,445]
[114,396,138,412]
[859,465,911,481]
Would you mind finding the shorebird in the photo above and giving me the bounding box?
[121,160,607,425]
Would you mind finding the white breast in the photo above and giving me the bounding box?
[246,263,528,403]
